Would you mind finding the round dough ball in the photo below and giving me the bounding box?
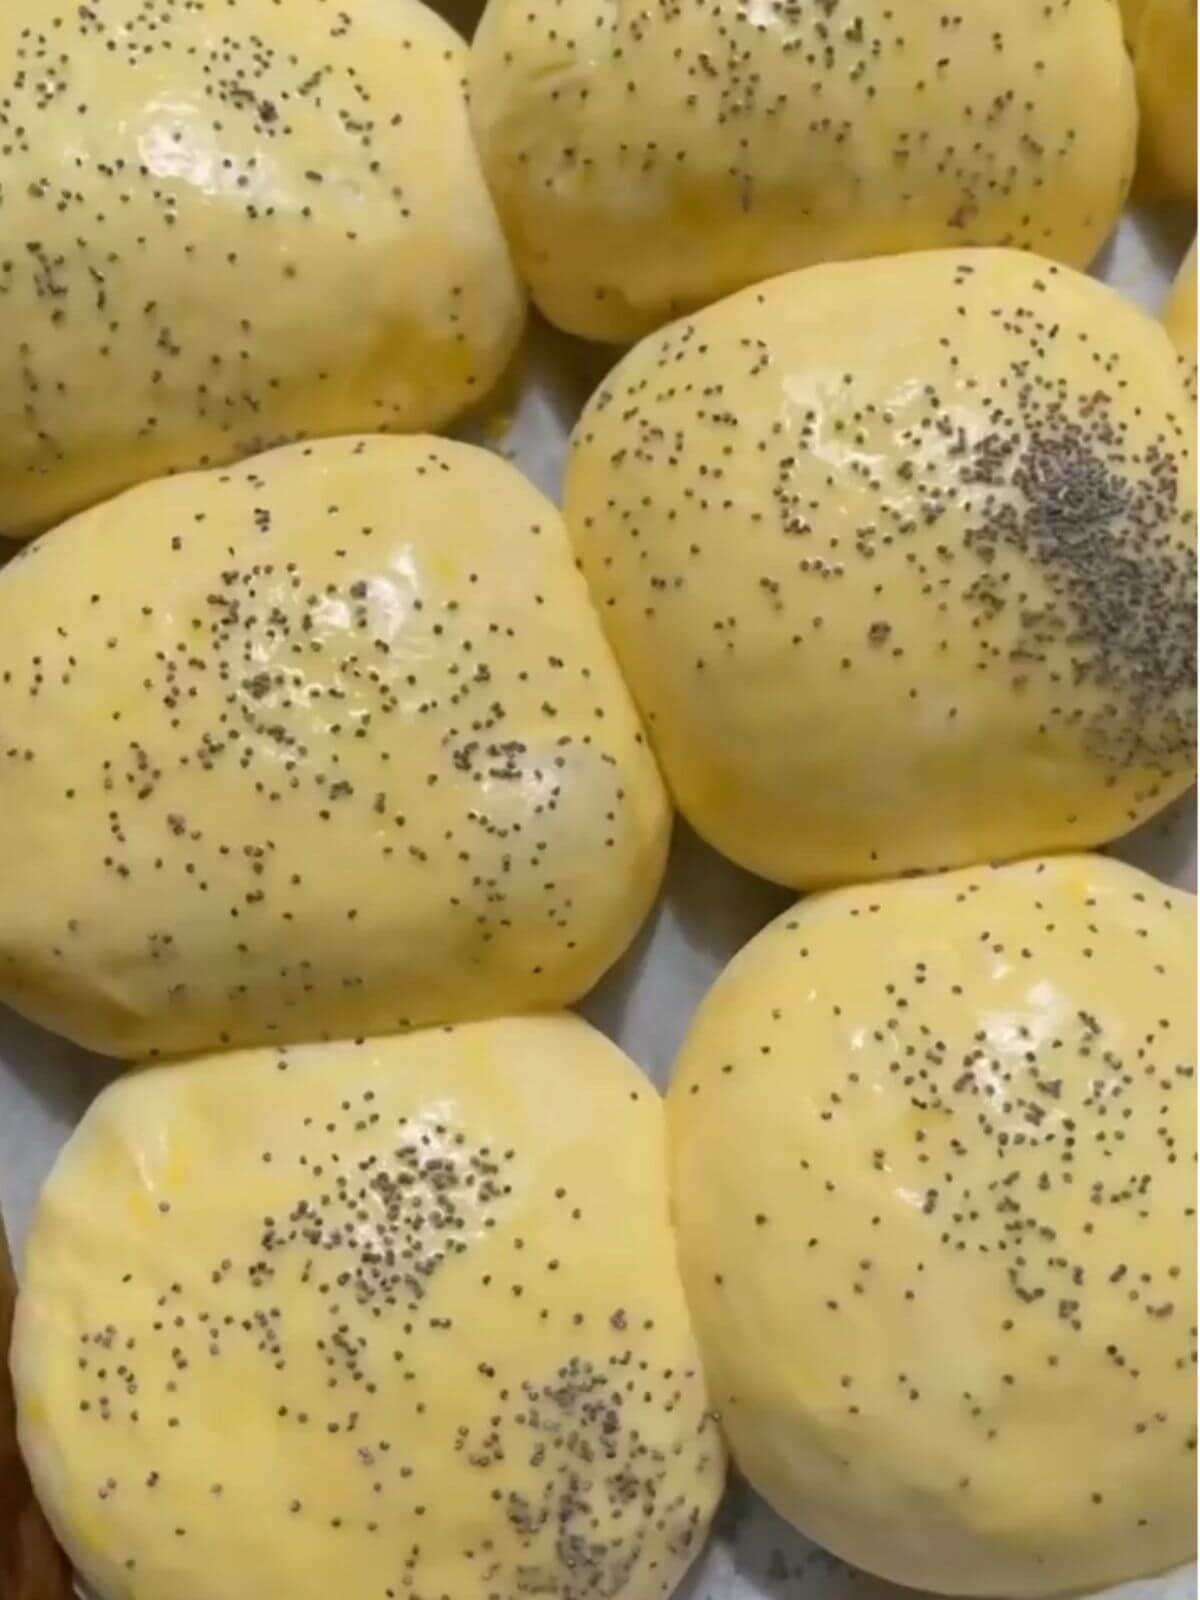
[1134,0,1198,197]
[14,1015,725,1600]
[0,435,669,1058]
[1164,242,1198,402]
[669,855,1197,1597]
[469,0,1135,342]
[0,0,525,539]
[566,248,1197,888]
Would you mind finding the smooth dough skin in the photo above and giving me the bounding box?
[13,1016,726,1600]
[1134,0,1198,197]
[668,855,1198,1597]
[0,0,525,539]
[0,436,669,1059]
[469,0,1135,342]
[1120,0,1152,39]
[1163,243,1198,400]
[566,249,1198,889]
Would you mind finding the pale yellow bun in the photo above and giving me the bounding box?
[470,0,1135,341]
[1163,241,1198,399]
[566,248,1197,888]
[0,436,669,1057]
[0,0,525,537]
[1134,0,1198,197]
[668,855,1197,1597]
[14,1015,725,1600]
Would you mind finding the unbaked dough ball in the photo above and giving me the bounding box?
[1134,0,1198,197]
[0,0,525,538]
[469,0,1135,341]
[0,436,669,1058]
[1164,242,1198,401]
[566,249,1197,888]
[14,1015,725,1600]
[668,855,1197,1597]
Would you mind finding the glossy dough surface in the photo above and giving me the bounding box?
[0,436,669,1058]
[1134,0,1199,198]
[470,0,1135,341]
[566,249,1197,888]
[0,0,524,537]
[1164,242,1198,399]
[14,1015,725,1600]
[668,855,1197,1597]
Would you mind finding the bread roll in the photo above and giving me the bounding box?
[566,248,1197,887]
[14,1015,724,1600]
[471,0,1135,340]
[669,855,1197,1596]
[1134,0,1198,197]
[0,436,669,1057]
[1163,242,1197,401]
[0,0,525,537]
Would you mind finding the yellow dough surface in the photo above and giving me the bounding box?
[0,0,525,538]
[14,1015,725,1600]
[1134,0,1199,197]
[1120,0,1153,40]
[469,0,1134,341]
[668,855,1197,1597]
[0,436,669,1058]
[1163,242,1198,399]
[566,249,1197,888]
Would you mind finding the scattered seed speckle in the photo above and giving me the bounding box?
[15,1019,724,1600]
[472,0,1135,338]
[0,0,521,535]
[670,853,1197,1595]
[0,435,667,1058]
[566,249,1196,887]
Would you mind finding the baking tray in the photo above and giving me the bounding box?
[0,67,1195,1600]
